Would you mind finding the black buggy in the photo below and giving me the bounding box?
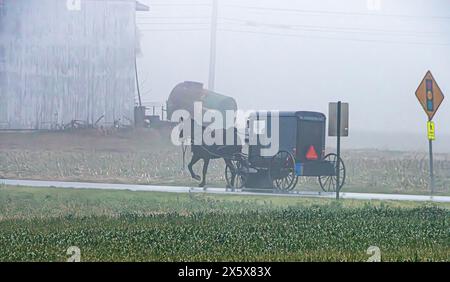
[225,111,345,192]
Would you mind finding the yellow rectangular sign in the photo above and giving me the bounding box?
[427,121,435,140]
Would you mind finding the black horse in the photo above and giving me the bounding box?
[180,119,242,188]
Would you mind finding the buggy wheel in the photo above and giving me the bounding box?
[269,151,297,191]
[318,153,346,192]
[225,159,247,190]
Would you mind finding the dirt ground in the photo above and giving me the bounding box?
[0,128,174,153]
[1,129,449,194]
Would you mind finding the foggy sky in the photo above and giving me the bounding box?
[136,0,450,151]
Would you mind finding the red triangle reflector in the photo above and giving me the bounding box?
[306,145,318,160]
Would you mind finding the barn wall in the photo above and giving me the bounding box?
[0,0,136,129]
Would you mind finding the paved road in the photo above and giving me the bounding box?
[1,178,449,203]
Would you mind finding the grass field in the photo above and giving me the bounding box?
[0,185,449,262]
[0,130,449,195]
[0,130,449,262]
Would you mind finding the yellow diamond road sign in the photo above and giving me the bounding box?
[415,71,445,121]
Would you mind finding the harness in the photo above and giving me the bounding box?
[178,120,242,170]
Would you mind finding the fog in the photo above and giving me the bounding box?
[135,0,450,152]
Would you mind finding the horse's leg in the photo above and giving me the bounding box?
[199,158,210,189]
[224,159,235,190]
[188,154,201,181]
[224,159,231,190]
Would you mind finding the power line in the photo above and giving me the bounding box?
[136,16,209,19]
[136,25,449,45]
[134,2,450,45]
[146,3,211,7]
[223,4,450,20]
[137,22,209,25]
[136,17,448,38]
[139,28,208,32]
[219,17,448,37]
[147,1,210,3]
[218,28,450,47]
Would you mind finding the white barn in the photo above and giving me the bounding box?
[0,0,148,129]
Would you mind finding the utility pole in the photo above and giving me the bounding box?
[135,55,142,107]
[208,0,218,91]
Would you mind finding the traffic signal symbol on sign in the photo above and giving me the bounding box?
[415,71,444,121]
[426,79,434,111]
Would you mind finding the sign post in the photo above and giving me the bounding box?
[427,121,436,193]
[328,102,349,199]
[428,133,435,194]
[415,71,444,195]
[336,102,341,199]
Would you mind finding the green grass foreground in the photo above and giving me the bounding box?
[0,185,449,262]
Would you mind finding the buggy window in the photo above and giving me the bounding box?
[278,117,297,153]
